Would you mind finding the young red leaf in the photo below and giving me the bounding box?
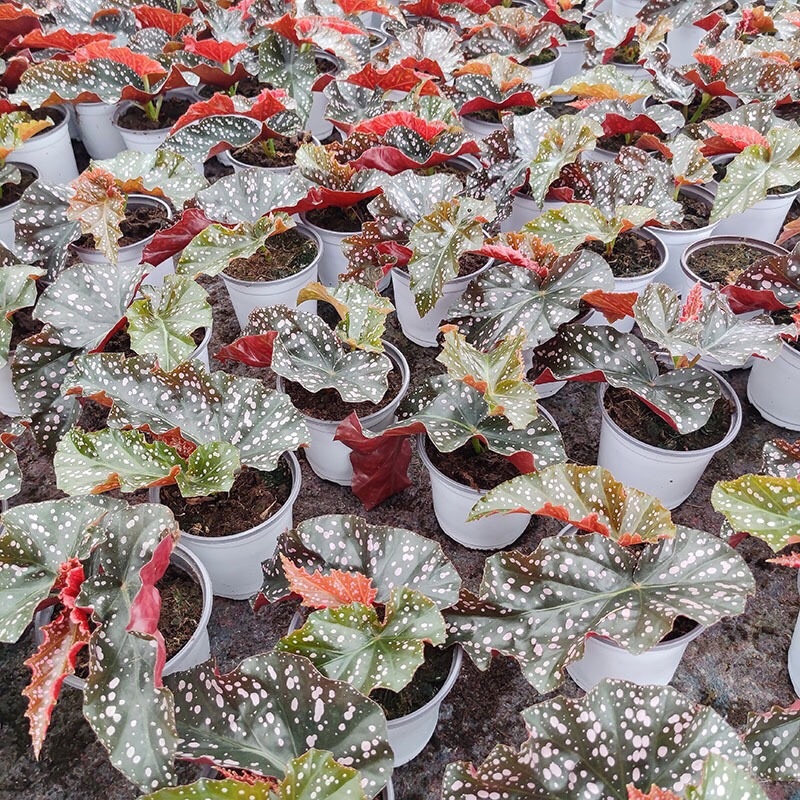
[768,552,800,568]
[10,29,113,52]
[0,4,40,53]
[132,6,192,36]
[347,63,440,94]
[778,217,800,245]
[627,787,681,800]
[582,289,638,323]
[704,122,769,154]
[354,111,449,141]
[183,36,248,65]
[215,333,278,368]
[280,554,378,609]
[680,283,704,322]
[143,426,198,460]
[73,41,167,79]
[141,208,214,268]
[23,606,90,757]
[334,412,416,511]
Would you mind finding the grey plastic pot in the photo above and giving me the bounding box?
[0,358,20,417]
[0,164,36,249]
[112,90,198,153]
[7,106,78,183]
[150,452,301,600]
[276,342,409,485]
[596,375,742,509]
[220,225,323,329]
[527,49,561,88]
[76,101,126,159]
[299,212,357,287]
[35,542,213,690]
[711,187,800,243]
[307,52,340,140]
[748,341,800,431]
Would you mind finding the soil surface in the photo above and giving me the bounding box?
[584,231,661,278]
[686,242,772,285]
[283,362,402,421]
[425,438,520,491]
[605,388,734,451]
[522,48,556,66]
[304,199,373,233]
[2,256,800,800]
[0,168,36,208]
[224,228,318,282]
[230,132,314,169]
[74,203,170,250]
[667,192,712,231]
[159,564,205,658]
[159,463,292,537]
[116,98,193,131]
[9,305,43,352]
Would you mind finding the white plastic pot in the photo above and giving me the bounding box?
[308,53,339,140]
[112,102,172,153]
[748,342,800,431]
[0,359,20,417]
[278,342,409,485]
[596,377,742,509]
[300,212,358,286]
[667,23,706,67]
[385,646,462,766]
[418,402,559,548]
[552,38,588,86]
[788,573,800,696]
[391,260,491,348]
[711,188,800,244]
[220,226,323,329]
[566,623,705,691]
[586,231,667,333]
[382,783,395,800]
[501,192,565,233]
[70,194,173,269]
[680,235,787,300]
[76,101,126,159]
[646,185,719,292]
[0,164,36,250]
[527,50,560,89]
[7,106,78,183]
[190,325,212,370]
[612,0,646,16]
[611,60,652,82]
[151,453,301,600]
[461,113,503,140]
[36,543,213,690]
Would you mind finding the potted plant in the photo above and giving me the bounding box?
[639,0,726,67]
[217,282,407,487]
[0,496,212,791]
[539,0,598,86]
[585,12,670,80]
[337,327,566,546]
[258,513,463,766]
[0,110,50,246]
[461,6,567,87]
[465,462,753,686]
[441,681,759,798]
[56,354,309,600]
[525,150,676,331]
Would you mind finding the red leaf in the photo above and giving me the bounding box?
[23,606,90,757]
[280,554,378,609]
[9,29,113,52]
[601,113,669,138]
[347,63,440,94]
[215,332,278,367]
[534,502,612,536]
[680,283,704,322]
[635,133,674,158]
[350,139,479,175]
[627,786,681,800]
[73,41,166,78]
[582,289,637,323]
[141,425,198,459]
[182,35,248,64]
[768,552,800,568]
[704,122,769,154]
[334,412,416,510]
[477,243,547,276]
[354,111,449,140]
[132,6,192,36]
[0,4,41,53]
[459,91,538,116]
[142,208,214,267]
[127,532,177,687]
[169,89,286,133]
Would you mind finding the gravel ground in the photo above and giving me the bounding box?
[1,271,799,800]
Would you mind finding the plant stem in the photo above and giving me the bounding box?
[261,138,278,159]
[471,436,484,455]
[687,93,712,125]
[143,95,163,124]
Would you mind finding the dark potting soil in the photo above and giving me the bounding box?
[28,106,65,131]
[234,76,274,97]
[74,203,170,250]
[230,132,314,168]
[663,192,712,231]
[284,363,402,421]
[605,387,734,451]
[662,616,699,643]
[0,168,36,208]
[671,95,732,124]
[772,308,800,353]
[116,98,193,131]
[775,102,800,124]
[686,242,769,285]
[562,21,588,40]
[544,101,579,119]
[425,437,519,491]
[522,48,556,67]
[467,106,534,124]
[9,305,43,352]
[158,564,204,657]
[159,462,292,537]
[584,231,661,278]
[371,645,454,721]
[304,199,373,233]
[316,56,339,75]
[223,228,318,282]
[612,43,641,65]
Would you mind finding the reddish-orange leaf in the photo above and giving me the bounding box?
[132,5,192,36]
[355,111,448,140]
[10,29,113,52]
[706,122,769,150]
[182,36,247,64]
[74,41,166,78]
[680,283,704,322]
[778,216,800,245]
[582,289,637,323]
[627,786,681,800]
[768,552,800,568]
[23,607,90,757]
[280,554,378,609]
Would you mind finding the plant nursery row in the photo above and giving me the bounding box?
[1,0,800,797]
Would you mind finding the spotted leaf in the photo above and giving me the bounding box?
[451,54,538,116]
[258,34,317,123]
[259,514,461,610]
[140,778,274,800]
[470,463,676,544]
[535,324,722,433]
[167,652,392,798]
[0,254,44,368]
[462,7,564,61]
[762,438,800,479]
[0,424,22,501]
[163,114,266,163]
[277,586,446,695]
[445,529,753,691]
[745,702,800,781]
[544,64,655,103]
[723,244,800,313]
[64,354,309,471]
[441,680,751,799]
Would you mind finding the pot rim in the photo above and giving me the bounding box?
[646,184,719,238]
[151,451,301,544]
[596,372,743,459]
[0,162,38,214]
[612,227,668,283]
[70,193,174,257]
[299,210,362,239]
[416,405,559,496]
[680,235,788,291]
[391,257,493,293]
[219,224,323,288]
[112,90,198,134]
[225,133,320,172]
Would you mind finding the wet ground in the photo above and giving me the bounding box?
[1,273,799,800]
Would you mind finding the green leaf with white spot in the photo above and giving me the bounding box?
[745,703,800,781]
[141,778,275,800]
[277,586,446,695]
[0,258,44,368]
[762,439,800,479]
[445,529,753,691]
[684,755,767,800]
